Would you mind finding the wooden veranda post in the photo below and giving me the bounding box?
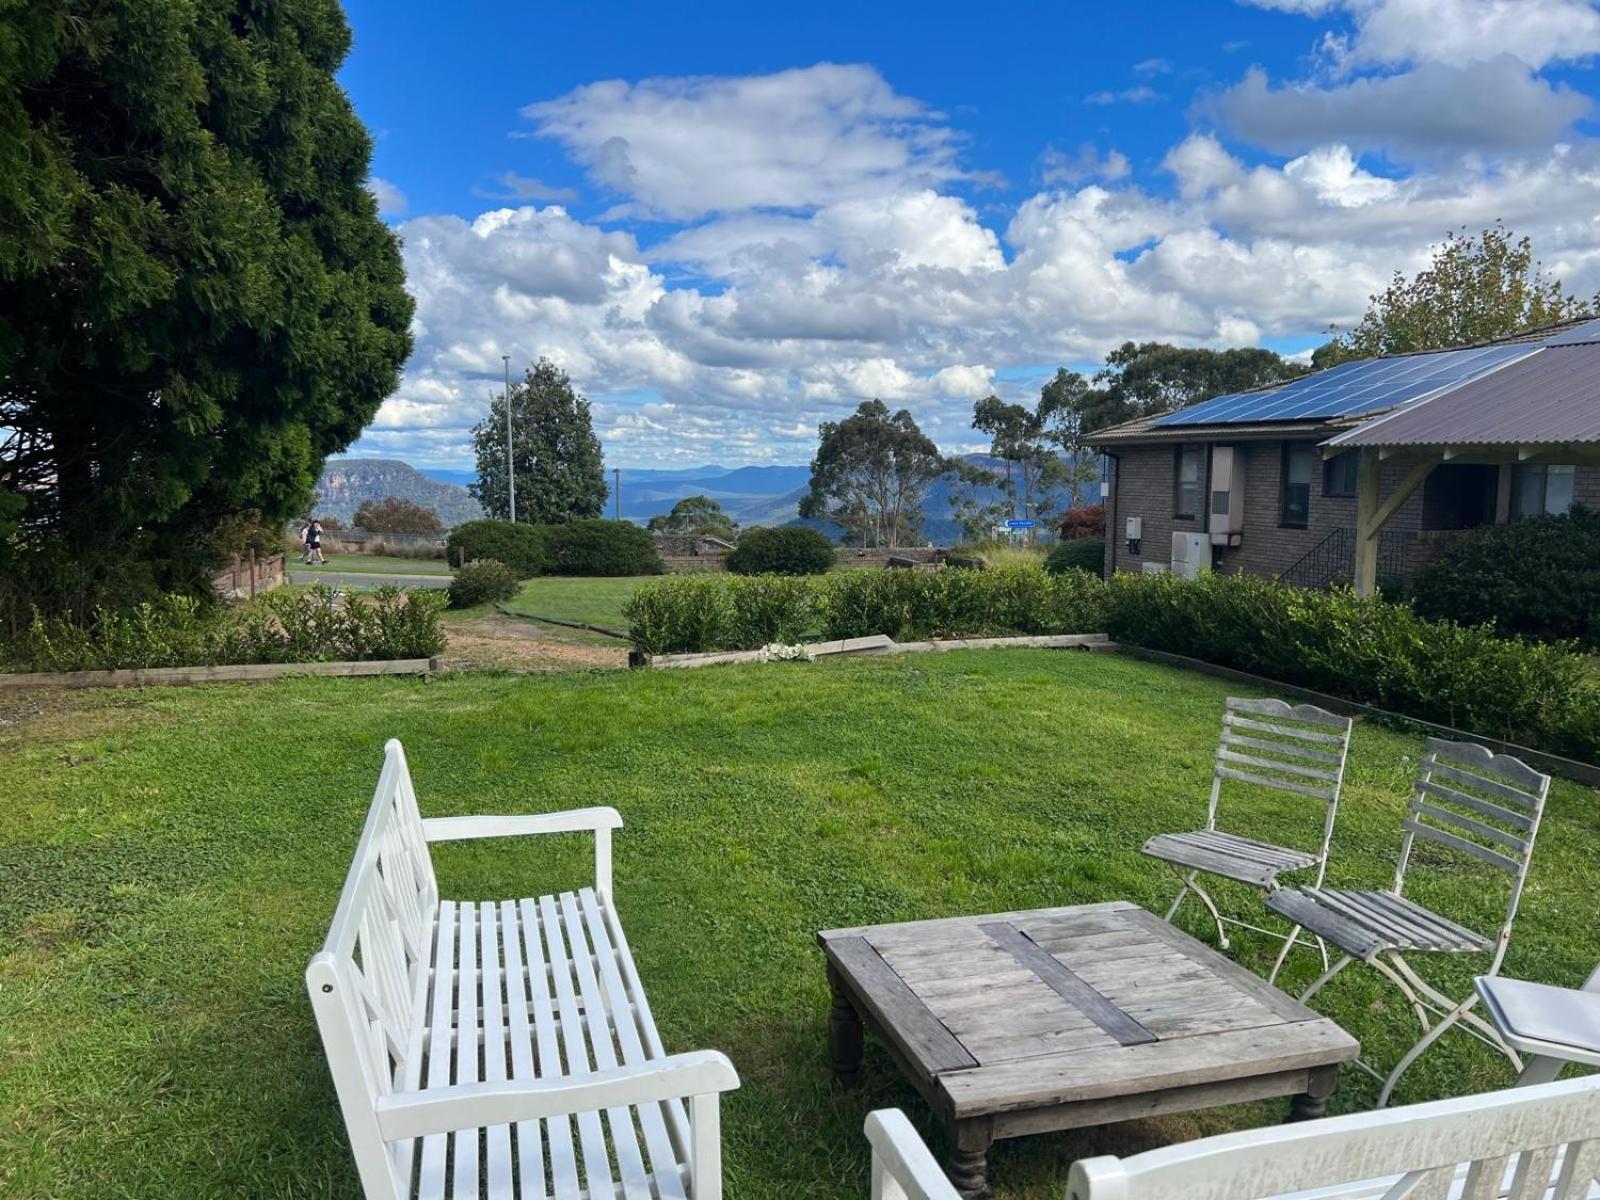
[1353,449,1433,597]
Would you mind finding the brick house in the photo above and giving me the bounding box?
[1087,319,1600,592]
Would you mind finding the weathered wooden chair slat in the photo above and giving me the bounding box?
[1142,697,1354,978]
[1267,738,1552,1107]
[308,740,738,1200]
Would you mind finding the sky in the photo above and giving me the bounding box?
[338,0,1600,470]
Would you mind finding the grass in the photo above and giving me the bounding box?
[296,553,452,575]
[1,652,1596,1197]
[499,574,657,630]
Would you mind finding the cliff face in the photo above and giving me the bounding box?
[314,459,484,527]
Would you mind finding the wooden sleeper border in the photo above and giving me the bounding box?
[640,633,1111,669]
[0,656,441,690]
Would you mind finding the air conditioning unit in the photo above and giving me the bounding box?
[1209,445,1245,547]
[1171,531,1211,579]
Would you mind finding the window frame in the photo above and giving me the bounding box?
[1511,463,1577,519]
[1173,443,1206,520]
[1280,441,1315,529]
[1324,452,1359,499]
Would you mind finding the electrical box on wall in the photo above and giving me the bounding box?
[1209,445,1246,547]
[1170,531,1211,579]
[1124,515,1142,555]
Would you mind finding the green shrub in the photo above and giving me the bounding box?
[542,519,664,576]
[448,560,520,609]
[726,574,822,647]
[622,575,735,655]
[727,525,835,576]
[446,520,547,579]
[1046,538,1105,576]
[1412,508,1600,647]
[1103,571,1599,761]
[0,584,446,671]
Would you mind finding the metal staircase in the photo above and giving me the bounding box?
[1277,527,1410,591]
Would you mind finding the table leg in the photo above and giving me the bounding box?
[949,1119,993,1200]
[1288,1064,1339,1122]
[827,966,863,1087]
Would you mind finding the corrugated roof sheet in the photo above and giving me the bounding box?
[1327,343,1600,448]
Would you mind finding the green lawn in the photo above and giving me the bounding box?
[298,553,453,575]
[1,651,1596,1197]
[499,574,656,630]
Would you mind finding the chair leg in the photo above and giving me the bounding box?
[1164,869,1230,949]
[1268,924,1304,985]
[1515,1055,1564,1087]
[1299,953,1352,1004]
[1377,992,1484,1107]
[1368,955,1432,1036]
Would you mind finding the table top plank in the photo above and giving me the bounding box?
[939,1020,1360,1118]
[979,922,1158,1047]
[824,936,977,1077]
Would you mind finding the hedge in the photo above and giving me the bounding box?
[448,560,520,609]
[622,564,1600,762]
[541,519,664,577]
[1412,507,1600,647]
[2,585,446,672]
[1046,539,1105,576]
[726,526,834,575]
[447,521,547,579]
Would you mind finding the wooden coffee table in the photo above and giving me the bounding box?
[818,900,1359,1198]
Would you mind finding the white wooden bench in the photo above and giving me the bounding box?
[866,1073,1600,1199]
[307,739,739,1200]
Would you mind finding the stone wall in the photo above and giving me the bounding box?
[212,553,286,600]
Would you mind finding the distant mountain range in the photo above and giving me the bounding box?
[317,459,484,526]
[323,456,1099,541]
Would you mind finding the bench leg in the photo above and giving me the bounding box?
[1287,1065,1339,1123]
[949,1119,993,1200]
[828,966,864,1087]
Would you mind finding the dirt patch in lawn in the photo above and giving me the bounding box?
[442,614,629,672]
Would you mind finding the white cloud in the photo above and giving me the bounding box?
[1084,86,1163,106]
[1134,57,1174,75]
[360,59,1600,469]
[1242,0,1600,68]
[522,64,966,220]
[473,171,582,203]
[1215,58,1590,156]
[367,177,407,217]
[1041,144,1132,185]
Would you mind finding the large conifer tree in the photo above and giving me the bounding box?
[0,0,413,615]
[470,359,608,524]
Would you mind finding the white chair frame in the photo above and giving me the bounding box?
[1145,697,1352,978]
[1272,738,1551,1107]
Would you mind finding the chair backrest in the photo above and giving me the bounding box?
[1066,1072,1600,1200]
[864,1110,961,1200]
[1396,738,1551,957]
[1209,698,1353,872]
[306,740,440,1200]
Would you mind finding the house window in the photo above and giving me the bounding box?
[1324,452,1359,498]
[1174,444,1205,519]
[1280,442,1314,528]
[1511,464,1576,518]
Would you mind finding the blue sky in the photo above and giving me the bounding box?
[336,0,1600,469]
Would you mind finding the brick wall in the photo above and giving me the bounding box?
[1102,441,1600,583]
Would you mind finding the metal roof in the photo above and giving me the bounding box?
[1326,343,1600,448]
[1150,343,1534,427]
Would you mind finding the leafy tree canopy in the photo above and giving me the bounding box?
[799,400,947,546]
[0,0,413,621]
[1314,224,1595,368]
[470,359,608,525]
[646,495,736,539]
[354,497,445,534]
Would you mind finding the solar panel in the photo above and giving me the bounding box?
[1150,344,1535,427]
[1540,318,1600,346]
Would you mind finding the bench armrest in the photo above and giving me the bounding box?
[374,1050,739,1141]
[420,808,623,843]
[865,1109,961,1200]
[421,808,623,897]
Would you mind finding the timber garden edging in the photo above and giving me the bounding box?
[0,656,441,690]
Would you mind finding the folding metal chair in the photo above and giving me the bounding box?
[1267,737,1551,1107]
[1142,697,1353,975]
[1477,962,1600,1086]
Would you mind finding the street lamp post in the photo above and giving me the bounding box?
[614,467,620,521]
[503,355,515,524]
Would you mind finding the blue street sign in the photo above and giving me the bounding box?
[1005,519,1036,529]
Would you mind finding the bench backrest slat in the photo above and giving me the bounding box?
[308,740,439,1200]
[1067,1073,1600,1200]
